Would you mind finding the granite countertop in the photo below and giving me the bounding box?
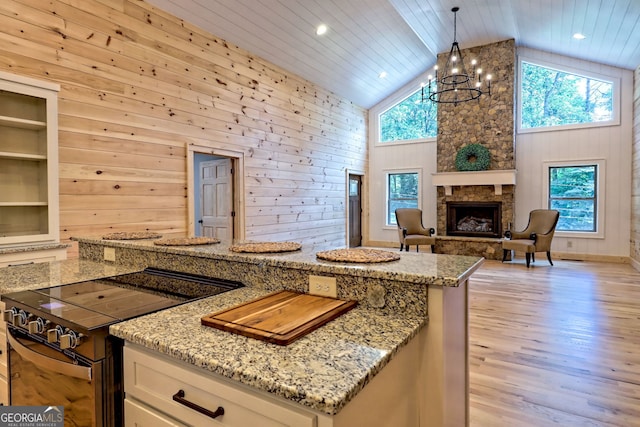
[4,238,484,417]
[73,236,483,287]
[0,258,143,294]
[109,285,426,416]
[0,255,430,415]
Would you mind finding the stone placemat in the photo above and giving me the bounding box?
[315,248,401,263]
[102,231,163,240]
[229,241,302,253]
[153,237,220,246]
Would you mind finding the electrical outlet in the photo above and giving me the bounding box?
[308,275,337,298]
[104,247,116,262]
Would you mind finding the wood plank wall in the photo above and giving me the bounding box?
[0,0,367,255]
[633,65,640,267]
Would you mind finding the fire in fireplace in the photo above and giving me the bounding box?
[446,202,502,238]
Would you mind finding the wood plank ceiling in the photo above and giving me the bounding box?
[145,0,640,108]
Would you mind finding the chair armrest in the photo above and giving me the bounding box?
[530,232,537,242]
[508,231,531,240]
[402,227,408,238]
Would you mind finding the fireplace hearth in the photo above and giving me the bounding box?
[446,202,501,238]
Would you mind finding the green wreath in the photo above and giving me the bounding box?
[455,143,491,171]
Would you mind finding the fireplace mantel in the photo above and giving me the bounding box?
[432,170,517,196]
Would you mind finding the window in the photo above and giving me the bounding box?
[548,164,598,232]
[387,172,419,225]
[379,87,437,142]
[519,59,617,132]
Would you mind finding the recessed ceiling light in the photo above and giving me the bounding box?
[573,33,586,40]
[378,71,388,79]
[316,24,328,36]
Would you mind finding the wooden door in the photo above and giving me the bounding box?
[199,158,233,239]
[348,175,362,247]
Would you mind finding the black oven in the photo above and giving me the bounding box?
[7,325,116,427]
[2,268,243,427]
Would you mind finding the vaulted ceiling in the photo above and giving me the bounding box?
[145,0,640,109]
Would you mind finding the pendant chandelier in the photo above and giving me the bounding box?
[423,7,492,105]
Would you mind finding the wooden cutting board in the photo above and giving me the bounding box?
[201,291,357,345]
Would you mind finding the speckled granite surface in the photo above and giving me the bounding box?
[0,259,143,294]
[25,237,481,417]
[110,286,426,415]
[73,237,483,287]
[72,237,483,415]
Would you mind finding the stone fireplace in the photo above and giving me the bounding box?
[432,38,516,259]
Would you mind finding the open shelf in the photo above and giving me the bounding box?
[0,71,60,250]
[0,115,46,130]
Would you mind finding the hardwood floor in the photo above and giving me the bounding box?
[468,259,640,427]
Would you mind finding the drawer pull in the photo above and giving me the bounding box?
[172,389,224,419]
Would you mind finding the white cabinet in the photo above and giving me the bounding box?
[0,248,67,268]
[124,344,317,427]
[0,71,61,255]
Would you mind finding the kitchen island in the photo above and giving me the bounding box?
[74,237,483,427]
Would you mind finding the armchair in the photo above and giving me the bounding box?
[395,208,436,252]
[501,209,560,268]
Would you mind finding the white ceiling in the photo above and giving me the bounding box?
[145,0,640,109]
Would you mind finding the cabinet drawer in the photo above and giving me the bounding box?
[0,249,66,268]
[125,398,187,427]
[124,345,316,427]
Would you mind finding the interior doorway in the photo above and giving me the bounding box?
[188,146,245,241]
[196,156,232,238]
[348,174,362,247]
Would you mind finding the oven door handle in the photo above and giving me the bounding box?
[7,329,92,381]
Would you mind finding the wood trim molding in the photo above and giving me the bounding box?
[186,143,246,241]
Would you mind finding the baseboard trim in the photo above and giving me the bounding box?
[554,252,628,263]
[365,240,398,249]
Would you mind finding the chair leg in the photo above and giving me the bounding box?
[532,253,536,263]
[431,245,435,253]
[525,253,531,268]
[405,245,409,252]
[546,251,554,266]
[416,245,419,252]
[399,243,404,251]
[502,249,509,263]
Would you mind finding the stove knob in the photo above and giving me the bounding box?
[3,307,18,323]
[13,310,31,327]
[47,325,65,344]
[28,318,50,335]
[60,330,84,350]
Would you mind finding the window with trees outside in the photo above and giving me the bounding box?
[548,165,598,232]
[519,60,616,131]
[379,87,437,142]
[387,172,419,226]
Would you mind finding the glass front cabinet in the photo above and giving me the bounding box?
[0,71,62,257]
